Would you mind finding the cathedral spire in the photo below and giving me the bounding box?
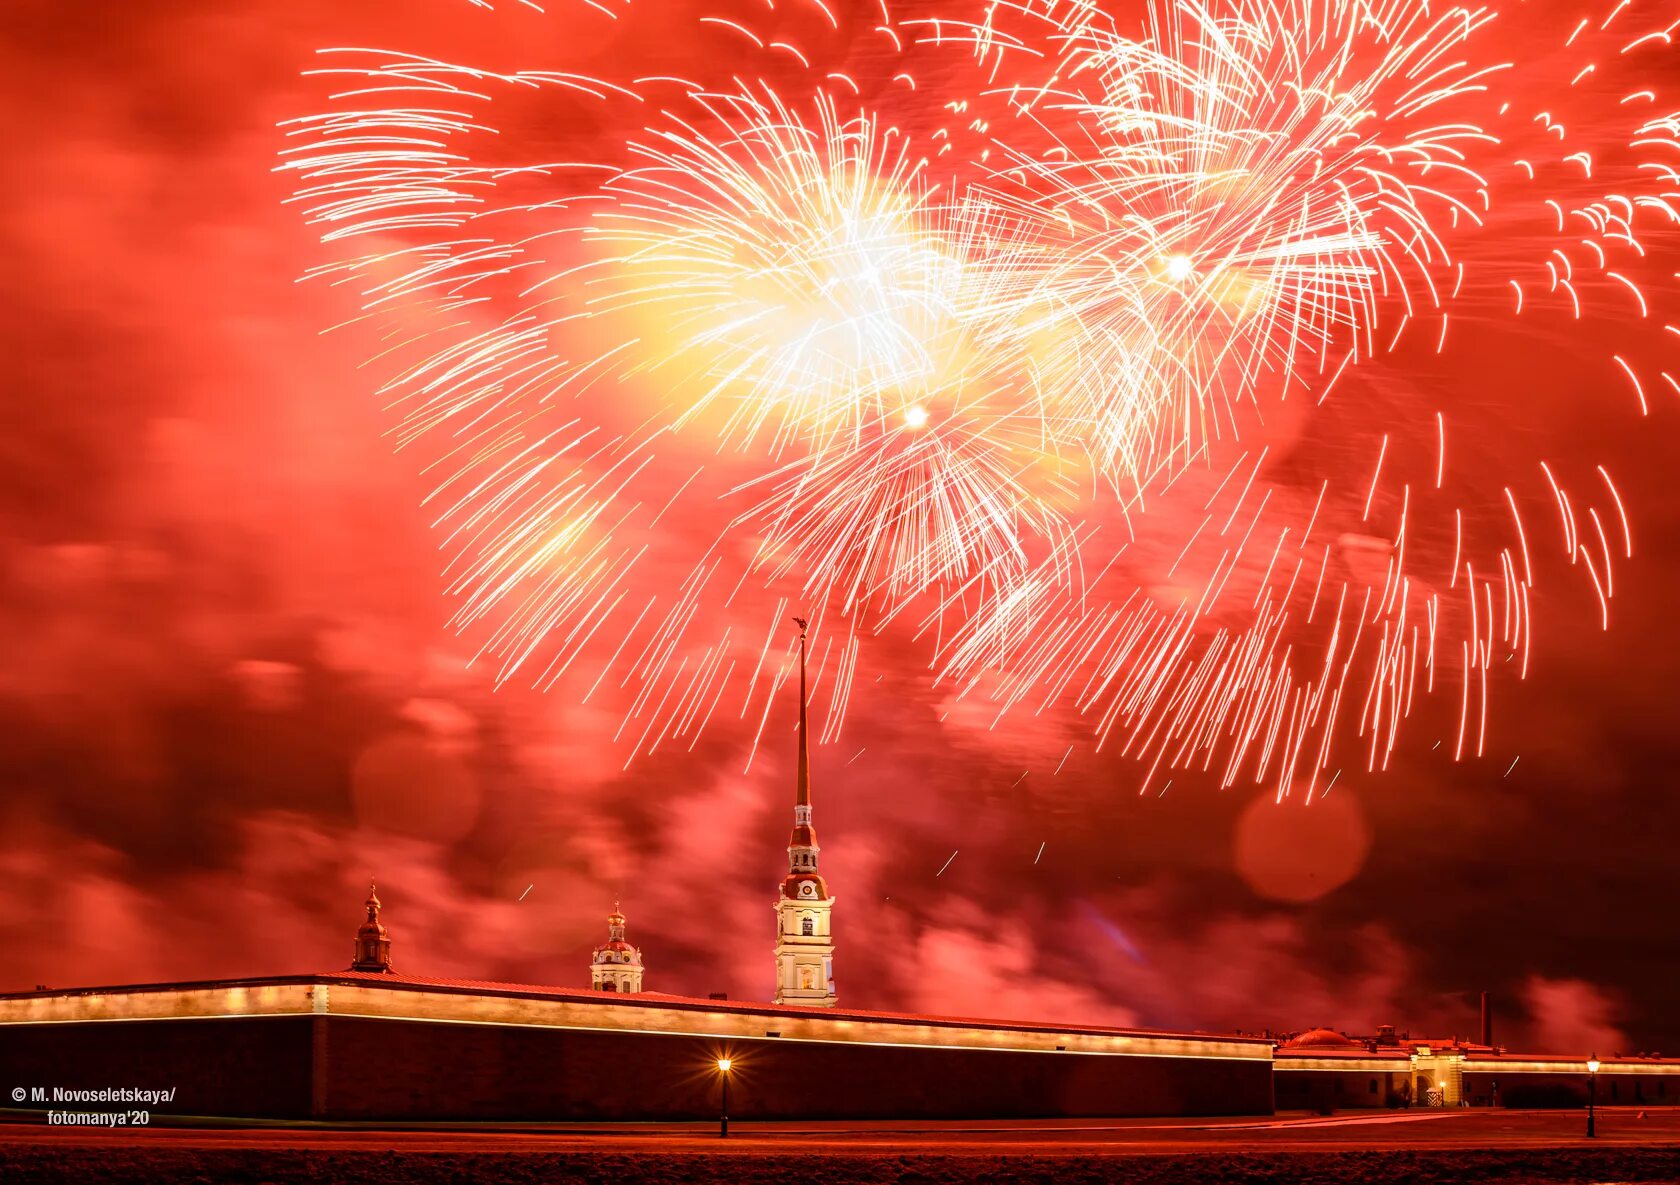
[350,880,393,973]
[787,617,817,872]
[795,615,810,809]
[775,616,836,1006]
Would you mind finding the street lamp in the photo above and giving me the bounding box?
[717,1057,733,1139]
[1586,1054,1600,1138]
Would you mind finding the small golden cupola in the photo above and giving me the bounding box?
[350,881,393,973]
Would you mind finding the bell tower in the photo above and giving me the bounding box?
[774,617,837,1007]
[590,904,644,993]
[350,881,393,973]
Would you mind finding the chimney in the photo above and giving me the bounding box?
[1480,990,1492,1047]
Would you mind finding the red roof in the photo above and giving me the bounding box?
[1280,1027,1360,1050]
[781,872,830,899]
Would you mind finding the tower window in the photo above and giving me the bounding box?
[802,916,815,936]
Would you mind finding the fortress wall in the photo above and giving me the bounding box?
[317,1013,1274,1120]
[0,977,1273,1120]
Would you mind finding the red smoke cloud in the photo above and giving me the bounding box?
[0,0,1676,1056]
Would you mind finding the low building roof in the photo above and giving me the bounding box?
[1279,1027,1360,1050]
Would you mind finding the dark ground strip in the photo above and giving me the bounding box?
[3,1146,1680,1185]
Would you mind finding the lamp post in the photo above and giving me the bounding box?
[717,1058,732,1139]
[1586,1054,1599,1138]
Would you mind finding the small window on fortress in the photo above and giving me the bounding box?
[802,916,815,936]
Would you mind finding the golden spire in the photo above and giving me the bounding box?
[792,616,809,808]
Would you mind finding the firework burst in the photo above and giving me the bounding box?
[282,0,1677,791]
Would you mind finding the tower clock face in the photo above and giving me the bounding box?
[799,883,816,898]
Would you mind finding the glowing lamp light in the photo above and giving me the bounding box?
[1586,1052,1600,1138]
[716,1055,733,1138]
[1164,254,1194,282]
[903,405,929,429]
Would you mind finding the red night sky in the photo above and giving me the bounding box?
[1,0,1676,1056]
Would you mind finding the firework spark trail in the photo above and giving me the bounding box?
[929,0,1506,489]
[917,0,1677,795]
[283,57,1095,763]
[282,0,1677,788]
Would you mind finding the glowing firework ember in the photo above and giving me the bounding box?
[282,0,1677,793]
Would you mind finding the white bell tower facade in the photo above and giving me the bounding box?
[590,904,644,993]
[775,617,837,1007]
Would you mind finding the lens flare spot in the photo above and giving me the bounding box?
[1233,790,1371,903]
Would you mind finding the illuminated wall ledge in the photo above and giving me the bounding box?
[1274,1057,1411,1073]
[0,974,1271,1063]
[1274,1051,1680,1076]
[1462,1058,1680,1076]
